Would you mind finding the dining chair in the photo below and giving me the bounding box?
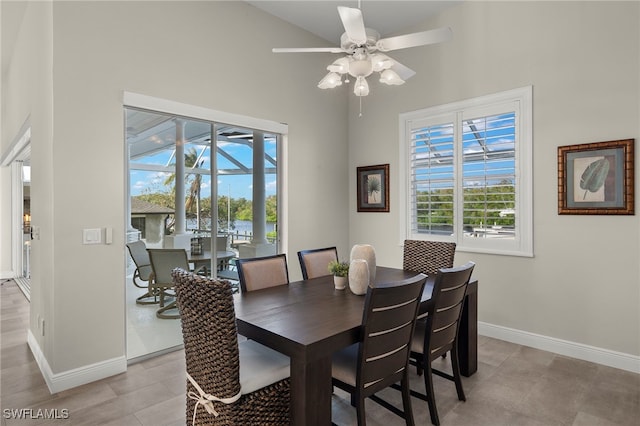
[402,239,457,275]
[236,253,289,293]
[125,240,156,305]
[147,248,204,319]
[406,261,475,426]
[172,268,290,425]
[297,246,338,280]
[331,273,428,426]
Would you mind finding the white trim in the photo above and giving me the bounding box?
[28,330,127,393]
[0,119,31,166]
[398,86,533,257]
[11,162,24,282]
[479,322,640,374]
[0,271,14,279]
[123,92,288,135]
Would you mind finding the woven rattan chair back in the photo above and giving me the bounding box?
[172,268,290,425]
[402,240,456,275]
[411,261,475,426]
[236,254,289,293]
[297,247,338,280]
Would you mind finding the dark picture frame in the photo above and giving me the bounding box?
[357,164,389,212]
[558,139,634,215]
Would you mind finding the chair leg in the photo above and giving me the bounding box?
[158,287,165,307]
[135,285,160,305]
[156,301,180,319]
[424,361,440,426]
[356,395,367,426]
[450,346,466,401]
[400,374,416,426]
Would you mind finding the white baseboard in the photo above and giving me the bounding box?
[27,330,127,393]
[1,271,14,279]
[479,322,640,374]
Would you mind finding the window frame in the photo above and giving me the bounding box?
[399,86,533,257]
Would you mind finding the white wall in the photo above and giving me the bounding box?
[348,1,639,361]
[2,0,349,387]
[1,0,55,377]
[0,0,31,278]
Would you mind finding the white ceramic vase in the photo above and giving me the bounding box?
[348,259,369,295]
[350,244,376,284]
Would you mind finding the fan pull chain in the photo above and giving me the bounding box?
[359,97,363,117]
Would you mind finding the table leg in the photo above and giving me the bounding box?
[458,280,478,377]
[290,355,332,426]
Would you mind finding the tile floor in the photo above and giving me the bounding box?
[2,279,639,425]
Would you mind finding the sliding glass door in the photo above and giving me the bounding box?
[124,105,281,359]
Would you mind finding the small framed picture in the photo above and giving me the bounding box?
[558,139,634,215]
[357,164,389,212]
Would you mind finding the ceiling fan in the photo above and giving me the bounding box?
[272,3,452,98]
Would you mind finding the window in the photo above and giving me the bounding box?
[131,217,146,239]
[400,87,533,257]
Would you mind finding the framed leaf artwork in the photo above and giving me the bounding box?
[558,139,634,215]
[357,164,389,212]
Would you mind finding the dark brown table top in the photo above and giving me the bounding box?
[234,266,432,361]
[233,265,475,425]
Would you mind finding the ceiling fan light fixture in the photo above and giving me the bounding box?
[379,69,405,85]
[327,57,350,74]
[370,53,394,72]
[353,76,369,96]
[348,59,373,78]
[318,72,343,89]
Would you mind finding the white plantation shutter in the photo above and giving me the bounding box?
[409,118,455,236]
[401,87,533,257]
[461,109,517,240]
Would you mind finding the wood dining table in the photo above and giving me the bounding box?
[234,266,478,426]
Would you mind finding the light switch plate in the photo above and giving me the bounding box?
[83,228,102,244]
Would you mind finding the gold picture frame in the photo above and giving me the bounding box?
[558,139,634,215]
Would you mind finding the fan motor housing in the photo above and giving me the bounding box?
[340,28,380,53]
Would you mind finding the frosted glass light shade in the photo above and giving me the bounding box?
[348,59,373,77]
[317,72,343,89]
[379,69,405,85]
[353,76,369,96]
[327,57,350,74]
[370,53,393,72]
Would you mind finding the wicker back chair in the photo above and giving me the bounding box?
[402,240,456,275]
[172,268,290,425]
[331,273,428,426]
[297,247,338,280]
[125,240,156,305]
[409,261,475,426]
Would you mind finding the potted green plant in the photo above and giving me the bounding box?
[328,260,349,290]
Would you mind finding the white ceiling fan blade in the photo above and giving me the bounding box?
[389,58,416,81]
[376,27,453,52]
[337,6,367,45]
[272,47,345,53]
